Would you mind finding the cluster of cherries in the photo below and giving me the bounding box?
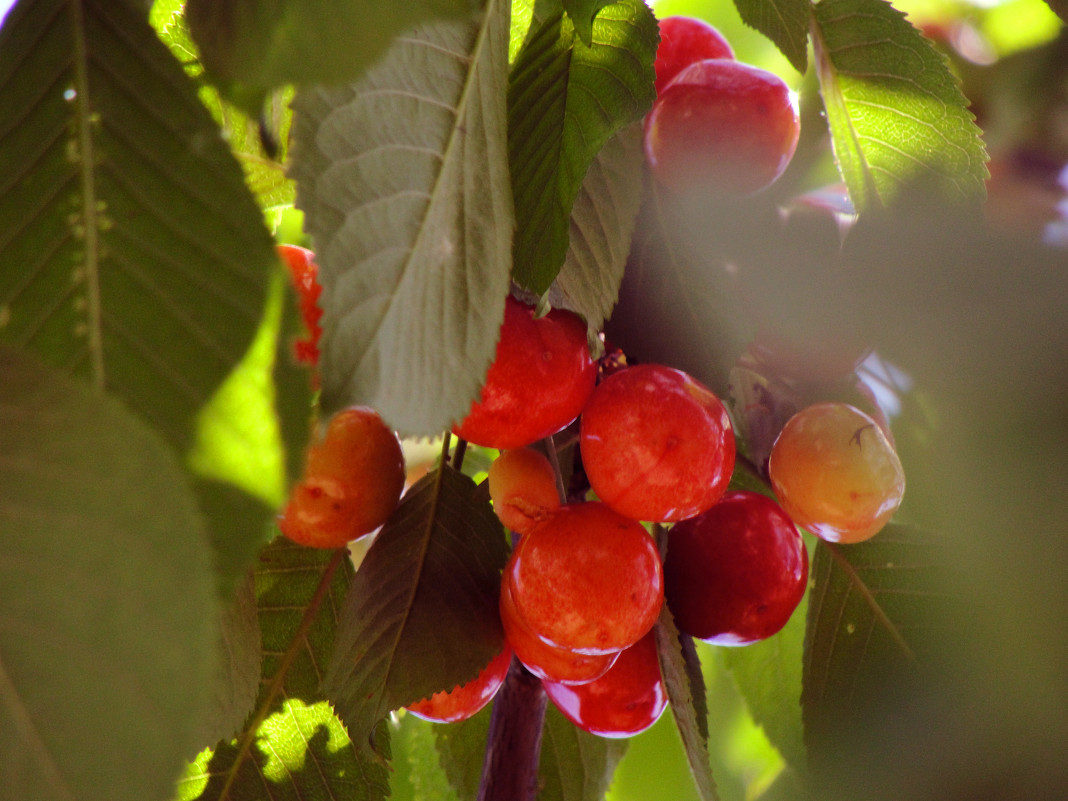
[274,17,905,741]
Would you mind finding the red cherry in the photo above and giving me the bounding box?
[654,16,734,96]
[406,644,514,723]
[542,629,667,738]
[277,244,323,366]
[488,448,561,534]
[279,407,406,548]
[644,59,800,197]
[500,570,619,684]
[453,296,596,449]
[505,502,664,655]
[664,491,808,645]
[580,364,735,523]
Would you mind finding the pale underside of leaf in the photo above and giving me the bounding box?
[291,0,513,437]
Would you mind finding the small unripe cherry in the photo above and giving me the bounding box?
[405,644,514,723]
[453,296,596,449]
[769,403,905,543]
[488,448,561,534]
[542,629,667,738]
[644,59,800,197]
[279,407,405,548]
[654,16,734,96]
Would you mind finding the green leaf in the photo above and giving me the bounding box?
[0,0,274,453]
[509,0,658,295]
[802,525,952,775]
[432,705,492,800]
[655,606,720,801]
[732,0,811,73]
[811,0,988,211]
[0,346,217,801]
[538,703,629,801]
[325,467,509,743]
[722,590,807,773]
[563,0,616,46]
[186,0,478,103]
[550,122,645,333]
[290,0,513,436]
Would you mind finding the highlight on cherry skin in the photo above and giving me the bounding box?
[768,402,906,544]
[542,629,668,738]
[452,295,597,449]
[488,448,561,535]
[664,491,808,646]
[580,363,735,523]
[504,501,664,655]
[405,644,515,723]
[644,58,801,198]
[653,15,734,96]
[278,406,406,549]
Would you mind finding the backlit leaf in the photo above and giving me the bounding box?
[732,0,811,73]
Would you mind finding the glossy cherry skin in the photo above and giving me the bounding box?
[654,16,734,96]
[505,502,664,655]
[488,448,561,534]
[769,403,905,543]
[664,491,808,645]
[279,407,406,548]
[405,644,514,723]
[644,59,800,197]
[277,244,323,366]
[453,296,596,449]
[500,571,619,684]
[580,364,735,523]
[542,629,667,738]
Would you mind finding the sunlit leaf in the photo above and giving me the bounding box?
[509,0,658,294]
[0,347,217,801]
[324,467,509,743]
[732,0,811,73]
[563,0,616,46]
[290,0,513,436]
[811,0,988,210]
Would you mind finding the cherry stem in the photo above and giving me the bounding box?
[476,657,547,801]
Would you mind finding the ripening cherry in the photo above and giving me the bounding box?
[277,244,323,366]
[488,448,561,534]
[279,407,406,548]
[644,58,800,197]
[664,491,808,645]
[580,363,735,523]
[542,629,668,738]
[405,644,514,723]
[505,502,664,655]
[769,402,905,543]
[453,296,597,449]
[654,16,734,96]
[500,570,620,684]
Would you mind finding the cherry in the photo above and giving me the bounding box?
[654,16,734,96]
[279,407,406,548]
[580,363,735,523]
[453,296,597,449]
[405,644,514,723]
[500,570,619,684]
[664,491,808,645]
[488,448,561,534]
[542,629,667,738]
[277,244,323,366]
[505,502,664,654]
[644,58,800,197]
[768,402,905,543]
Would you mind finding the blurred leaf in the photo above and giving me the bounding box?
[325,467,509,743]
[180,539,391,801]
[732,0,811,73]
[563,0,616,46]
[538,703,630,801]
[1044,0,1068,26]
[433,705,493,800]
[509,0,658,294]
[0,0,274,453]
[550,122,645,333]
[290,1,513,436]
[655,607,720,801]
[811,0,988,210]
[185,0,477,105]
[0,347,217,801]
[403,715,466,801]
[722,591,807,774]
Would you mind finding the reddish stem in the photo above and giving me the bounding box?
[476,657,547,801]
